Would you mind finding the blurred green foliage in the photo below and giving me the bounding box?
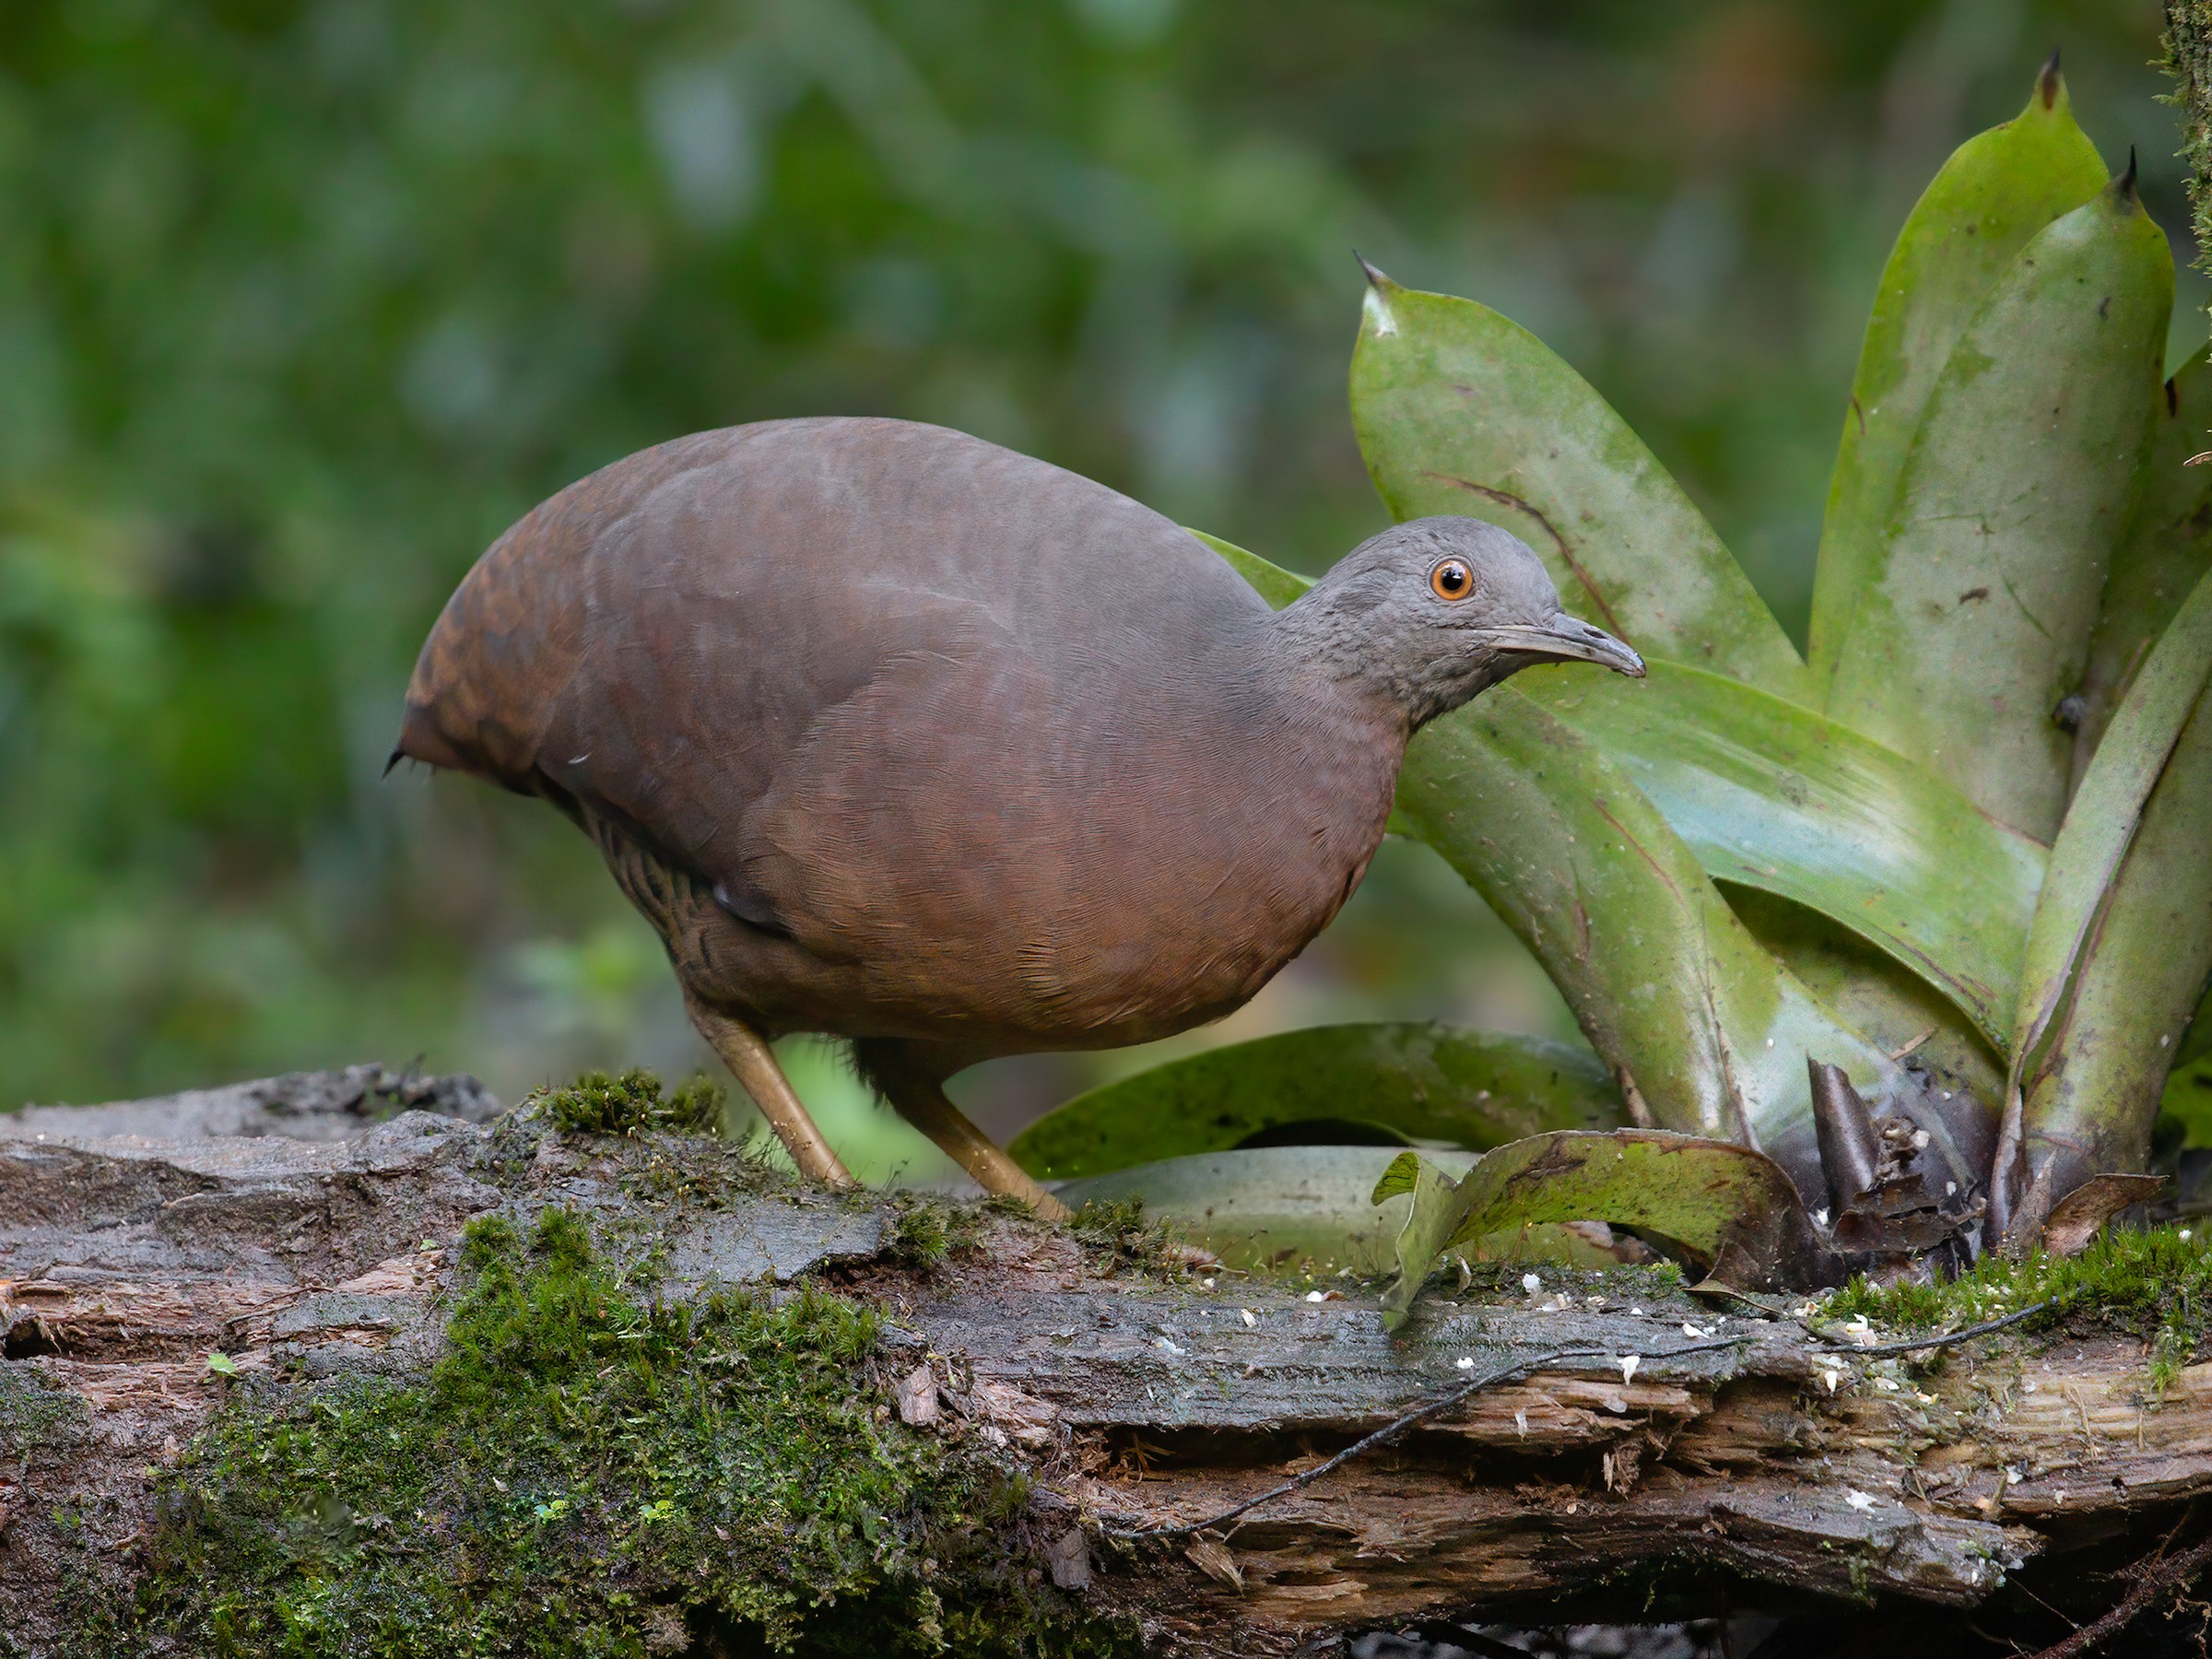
[0,0,2189,1164]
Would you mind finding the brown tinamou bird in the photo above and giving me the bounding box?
[395,418,1643,1217]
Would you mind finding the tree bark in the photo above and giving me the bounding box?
[4,1077,2211,1654]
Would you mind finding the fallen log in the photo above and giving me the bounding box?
[3,1076,2210,1655]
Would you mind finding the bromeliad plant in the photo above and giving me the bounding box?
[1015,60,2212,1309]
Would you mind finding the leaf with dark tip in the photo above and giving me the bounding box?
[1010,1022,1622,1181]
[1376,1131,1841,1328]
[1820,173,2174,841]
[1347,275,1810,703]
[1809,61,2110,690]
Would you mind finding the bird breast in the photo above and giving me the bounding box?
[741,638,1406,1051]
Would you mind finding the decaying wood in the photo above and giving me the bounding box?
[5,1076,2212,1654]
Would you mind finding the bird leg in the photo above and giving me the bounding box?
[683,994,856,1192]
[856,1041,1070,1221]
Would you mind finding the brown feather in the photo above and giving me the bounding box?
[402,418,1407,1069]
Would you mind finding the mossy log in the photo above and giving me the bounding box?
[4,1077,2212,1655]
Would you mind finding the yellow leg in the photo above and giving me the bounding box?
[685,994,856,1192]
[859,1041,1070,1220]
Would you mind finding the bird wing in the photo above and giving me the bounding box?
[399,418,1288,1005]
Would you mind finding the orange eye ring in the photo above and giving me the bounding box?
[1430,558,1473,601]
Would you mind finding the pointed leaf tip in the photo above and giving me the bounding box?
[1354,250,1394,290]
[2120,146,2139,200]
[2038,48,2061,111]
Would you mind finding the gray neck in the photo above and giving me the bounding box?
[1266,585,1513,733]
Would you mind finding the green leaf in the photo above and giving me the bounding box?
[206,1351,239,1376]
[1185,527,1308,608]
[1820,173,2174,840]
[2010,568,2212,1074]
[1524,660,2046,1050]
[1399,688,1901,1201]
[1999,566,2212,1240]
[2014,700,2212,1211]
[2072,347,2212,771]
[1376,1131,1835,1328]
[1054,1145,1476,1276]
[1348,275,1810,703]
[1010,1022,1623,1180]
[1809,61,2111,688]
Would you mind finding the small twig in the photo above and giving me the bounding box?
[1100,1335,1749,1543]
[2022,1512,2212,1659]
[1686,1282,1794,1315]
[1888,1027,1938,1061]
[1813,1297,2061,1358]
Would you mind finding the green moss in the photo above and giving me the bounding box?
[538,1067,727,1138]
[2168,5,2212,298]
[620,1135,784,1212]
[1821,1222,2212,1392]
[883,1199,984,1275]
[106,1208,1134,1658]
[1065,1198,1197,1279]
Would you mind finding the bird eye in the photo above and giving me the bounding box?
[1430,559,1473,601]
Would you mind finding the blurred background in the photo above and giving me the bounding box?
[0,0,2194,1181]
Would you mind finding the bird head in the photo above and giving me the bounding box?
[1284,516,1644,731]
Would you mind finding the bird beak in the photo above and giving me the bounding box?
[1480,617,1647,678]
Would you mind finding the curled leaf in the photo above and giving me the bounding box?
[1370,1150,1421,1204]
[2040,1174,2167,1256]
[1375,1130,1840,1328]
